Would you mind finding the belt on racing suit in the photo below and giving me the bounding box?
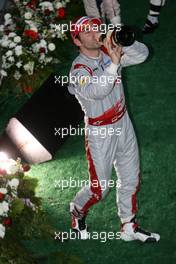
[88,104,126,126]
[73,63,126,126]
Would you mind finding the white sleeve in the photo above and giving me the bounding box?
[82,0,100,17]
[120,41,149,68]
[68,63,120,100]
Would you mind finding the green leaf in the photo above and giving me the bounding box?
[18,177,39,198]
[10,198,25,217]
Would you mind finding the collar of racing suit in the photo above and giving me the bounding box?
[80,51,103,62]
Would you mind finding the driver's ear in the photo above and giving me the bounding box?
[73,37,82,47]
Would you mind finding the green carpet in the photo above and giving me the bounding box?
[0,0,176,263]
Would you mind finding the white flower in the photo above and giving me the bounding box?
[25,20,38,32]
[56,31,62,38]
[0,70,7,77]
[0,188,7,194]
[14,36,21,43]
[7,40,12,47]
[2,56,6,62]
[30,26,38,32]
[33,42,47,54]
[45,57,53,63]
[0,25,4,32]
[23,61,35,75]
[16,61,22,68]
[24,12,32,20]
[1,35,8,41]
[55,2,63,9]
[7,24,16,32]
[25,20,33,25]
[8,56,15,63]
[0,206,4,216]
[40,39,47,46]
[7,159,19,174]
[1,40,10,47]
[4,13,11,20]
[4,19,13,26]
[62,2,66,8]
[14,71,21,80]
[5,50,13,57]
[0,224,5,239]
[9,42,17,49]
[48,43,56,51]
[2,62,13,69]
[0,201,9,216]
[8,178,19,189]
[2,201,9,213]
[15,45,22,56]
[8,32,16,38]
[32,43,38,53]
[39,1,54,11]
[39,53,45,63]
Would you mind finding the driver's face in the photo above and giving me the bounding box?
[77,21,102,50]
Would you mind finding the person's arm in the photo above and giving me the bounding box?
[103,0,121,24]
[83,0,101,18]
[120,41,149,67]
[69,38,123,100]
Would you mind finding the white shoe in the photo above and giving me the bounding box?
[70,203,89,240]
[121,217,160,243]
[71,215,89,240]
[142,19,159,34]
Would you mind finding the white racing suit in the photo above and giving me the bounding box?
[83,0,121,24]
[150,0,166,6]
[68,41,149,222]
[83,0,166,25]
[149,0,166,15]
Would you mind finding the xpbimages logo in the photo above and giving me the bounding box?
[54,178,121,191]
[54,22,121,35]
[54,125,122,139]
[54,229,121,243]
[54,74,121,86]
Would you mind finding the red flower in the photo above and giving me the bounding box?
[24,30,38,41]
[3,218,12,226]
[0,168,7,176]
[39,47,46,53]
[26,0,38,10]
[22,164,31,172]
[0,192,5,201]
[23,86,33,94]
[57,8,65,19]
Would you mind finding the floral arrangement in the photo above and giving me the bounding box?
[0,0,70,91]
[0,151,36,239]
